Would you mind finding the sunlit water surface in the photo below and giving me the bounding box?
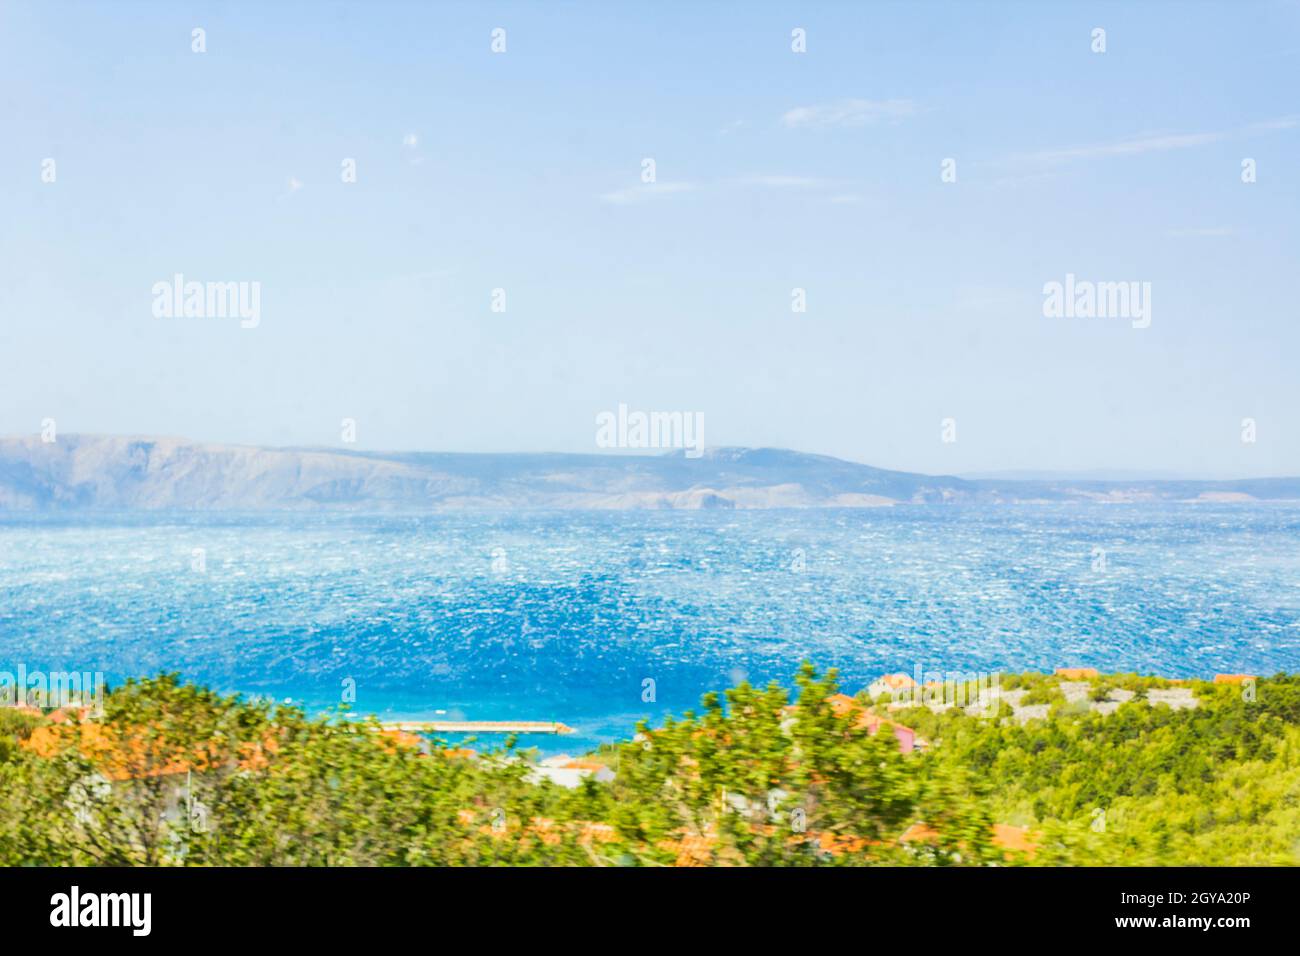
[2,506,1297,753]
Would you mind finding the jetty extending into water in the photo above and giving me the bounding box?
[381,720,575,735]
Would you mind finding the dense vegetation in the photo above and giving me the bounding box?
[897,672,1300,865]
[0,666,1295,866]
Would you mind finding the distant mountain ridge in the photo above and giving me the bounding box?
[1,435,1297,511]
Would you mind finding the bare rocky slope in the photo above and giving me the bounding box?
[0,435,1296,511]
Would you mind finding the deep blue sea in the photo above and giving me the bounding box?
[2,506,1298,753]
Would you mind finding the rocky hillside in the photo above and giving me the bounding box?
[0,435,1296,511]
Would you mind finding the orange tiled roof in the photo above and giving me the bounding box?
[377,728,424,752]
[1055,667,1099,679]
[856,711,885,731]
[826,693,858,717]
[991,823,1039,857]
[901,820,1038,859]
[817,830,870,855]
[876,673,917,690]
[1213,674,1256,685]
[815,694,918,753]
[22,719,279,782]
[561,758,607,772]
[899,822,940,844]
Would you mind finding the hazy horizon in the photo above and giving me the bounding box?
[4,430,1299,483]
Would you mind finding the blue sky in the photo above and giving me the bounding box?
[1,1,1297,476]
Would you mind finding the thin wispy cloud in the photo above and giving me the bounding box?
[781,98,915,129]
[737,174,825,188]
[1018,130,1224,164]
[600,176,838,204]
[1244,115,1299,132]
[1165,226,1234,238]
[598,182,696,204]
[1015,116,1297,165]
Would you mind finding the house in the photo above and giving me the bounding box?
[856,711,917,754]
[823,693,919,754]
[825,693,858,718]
[527,754,616,789]
[867,673,917,699]
[1213,674,1256,685]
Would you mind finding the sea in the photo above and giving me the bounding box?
[2,505,1298,754]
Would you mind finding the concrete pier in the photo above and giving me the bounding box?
[381,720,575,735]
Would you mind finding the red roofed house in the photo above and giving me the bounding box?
[857,711,917,754]
[822,693,918,754]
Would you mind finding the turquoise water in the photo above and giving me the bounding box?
[2,506,1298,753]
